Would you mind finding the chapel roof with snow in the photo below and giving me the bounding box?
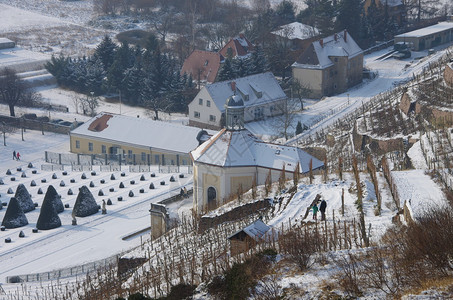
[190,128,324,172]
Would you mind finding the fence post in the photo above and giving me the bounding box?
[77,153,80,165]
[105,154,108,165]
[91,154,94,165]
[59,153,62,165]
[147,154,150,166]
[45,151,48,162]
[118,154,121,166]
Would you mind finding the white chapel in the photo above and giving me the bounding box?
[190,94,324,215]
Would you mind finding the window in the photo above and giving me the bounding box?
[207,100,211,107]
[88,142,93,152]
[141,152,146,161]
[209,115,216,122]
[75,140,80,149]
[199,98,203,105]
[101,145,106,154]
[194,111,200,118]
[128,150,133,158]
[154,155,160,164]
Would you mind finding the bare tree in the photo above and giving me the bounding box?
[81,93,99,117]
[0,122,17,146]
[273,98,298,140]
[0,68,26,117]
[291,79,311,111]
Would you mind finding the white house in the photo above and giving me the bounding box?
[188,72,287,130]
[190,95,324,215]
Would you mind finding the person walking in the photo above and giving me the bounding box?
[13,150,16,160]
[320,199,327,221]
[312,203,318,220]
[16,152,20,161]
[183,187,188,198]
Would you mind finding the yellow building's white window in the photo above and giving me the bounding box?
[75,140,80,149]
[101,145,106,154]
[88,142,93,152]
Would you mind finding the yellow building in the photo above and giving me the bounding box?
[190,96,324,215]
[292,30,363,98]
[70,112,211,166]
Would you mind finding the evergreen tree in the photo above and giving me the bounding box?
[14,184,35,213]
[94,35,118,72]
[217,58,235,81]
[45,54,70,84]
[275,0,296,26]
[36,188,62,230]
[73,186,99,217]
[2,197,28,228]
[249,45,268,75]
[296,120,303,135]
[232,58,248,78]
[336,0,362,40]
[44,185,64,214]
[85,57,106,95]
[107,41,134,94]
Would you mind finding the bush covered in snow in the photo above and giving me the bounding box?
[73,185,99,217]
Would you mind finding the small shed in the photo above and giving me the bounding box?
[228,219,271,255]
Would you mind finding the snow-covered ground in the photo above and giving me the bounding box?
[0,129,193,284]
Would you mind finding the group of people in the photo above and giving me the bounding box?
[180,187,189,198]
[312,199,327,221]
[12,150,21,161]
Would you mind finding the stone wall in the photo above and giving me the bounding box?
[399,92,415,115]
[0,115,72,135]
[444,63,453,86]
[198,199,271,233]
[353,123,405,155]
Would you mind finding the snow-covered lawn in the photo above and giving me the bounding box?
[0,129,193,283]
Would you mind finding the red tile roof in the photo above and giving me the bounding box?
[181,50,223,83]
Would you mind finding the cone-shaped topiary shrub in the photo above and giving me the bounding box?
[107,199,112,205]
[119,182,125,188]
[98,190,104,196]
[36,188,62,230]
[2,197,28,228]
[140,175,145,181]
[170,176,175,182]
[73,186,99,217]
[151,173,156,177]
[91,171,96,176]
[44,185,64,214]
[52,173,57,179]
[0,178,3,185]
[89,181,95,187]
[19,230,25,237]
[81,173,87,179]
[121,172,125,177]
[68,188,73,195]
[6,169,11,175]
[27,162,33,168]
[21,172,26,178]
[30,180,36,187]
[149,183,155,189]
[15,184,35,213]
[129,190,134,197]
[110,174,116,180]
[7,188,13,194]
[60,180,65,187]
[70,178,75,183]
[37,188,43,194]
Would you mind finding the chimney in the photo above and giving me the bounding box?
[319,39,323,48]
[344,30,347,42]
[231,81,236,92]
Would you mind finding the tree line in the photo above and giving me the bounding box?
[45,35,197,118]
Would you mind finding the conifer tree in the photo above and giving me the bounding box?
[217,58,235,81]
[94,35,118,72]
[2,197,28,228]
[44,185,64,214]
[73,186,99,217]
[14,183,35,213]
[36,189,62,230]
